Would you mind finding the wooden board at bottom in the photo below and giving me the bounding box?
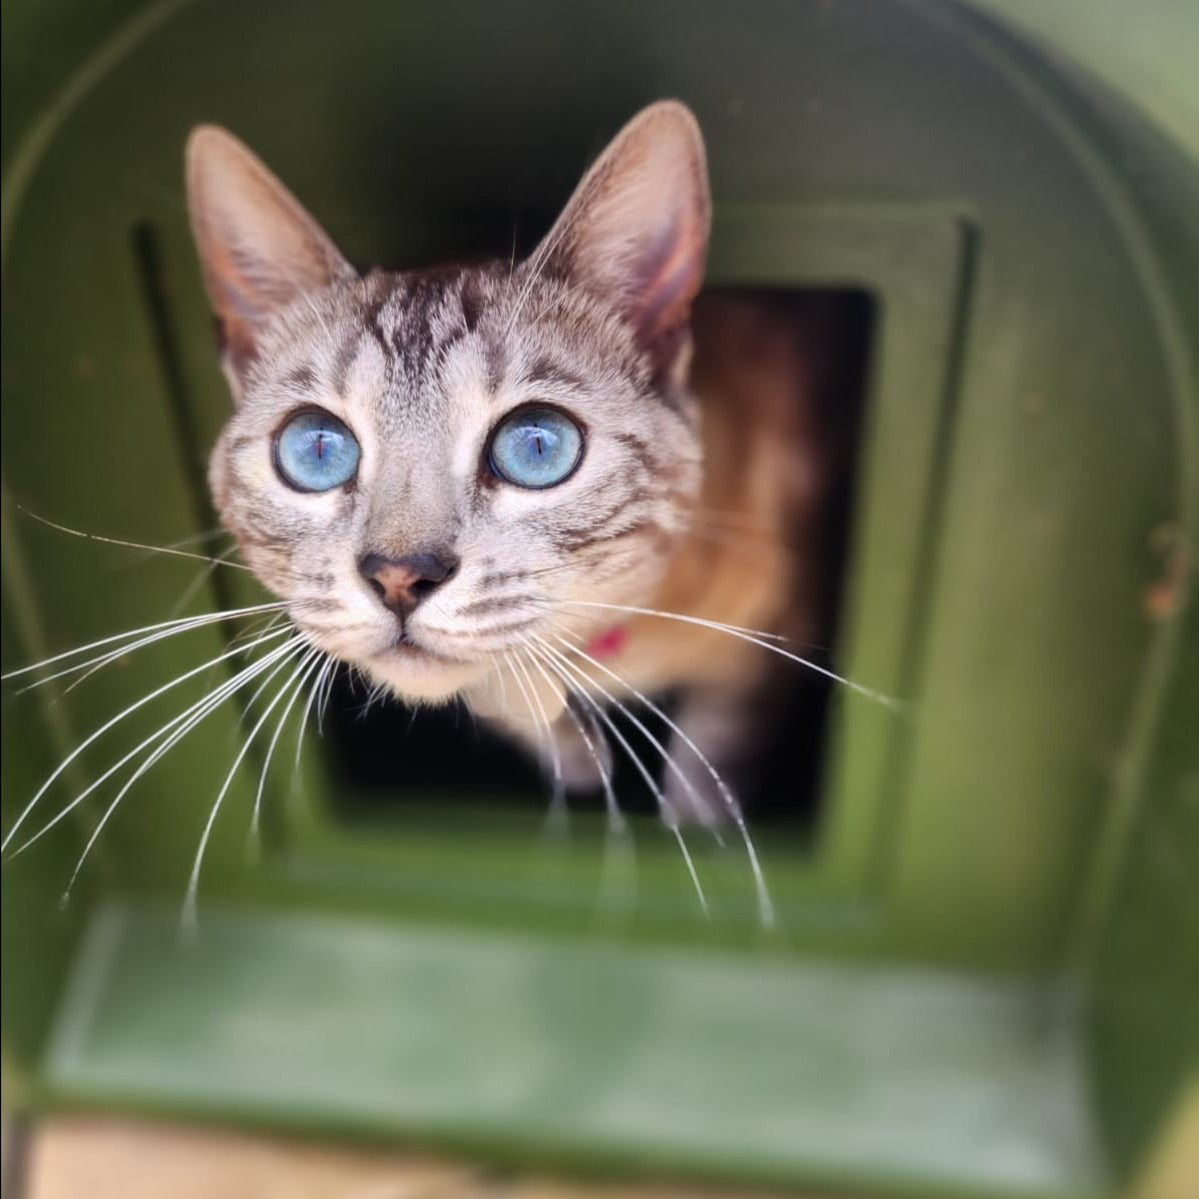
[17,1116,816,1199]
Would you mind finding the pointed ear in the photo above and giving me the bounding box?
[185,125,355,388]
[536,101,711,381]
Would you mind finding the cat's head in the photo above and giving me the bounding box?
[186,102,709,712]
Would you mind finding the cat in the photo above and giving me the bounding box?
[186,100,843,842]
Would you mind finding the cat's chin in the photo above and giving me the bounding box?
[359,645,488,704]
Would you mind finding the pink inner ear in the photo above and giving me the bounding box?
[527,104,710,378]
[633,214,705,347]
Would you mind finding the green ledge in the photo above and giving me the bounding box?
[43,902,1107,1199]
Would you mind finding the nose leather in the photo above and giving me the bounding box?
[359,550,459,619]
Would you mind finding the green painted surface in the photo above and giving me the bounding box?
[0,558,91,1092]
[48,903,1106,1197]
[1,0,1196,1194]
[960,0,1199,160]
[2,0,1187,957]
[1065,63,1199,1181]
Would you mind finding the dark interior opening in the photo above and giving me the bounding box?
[321,286,875,834]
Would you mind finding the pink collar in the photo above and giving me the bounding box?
[583,624,628,660]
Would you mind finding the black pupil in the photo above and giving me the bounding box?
[314,431,327,460]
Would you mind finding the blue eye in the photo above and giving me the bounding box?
[488,407,583,489]
[275,409,360,492]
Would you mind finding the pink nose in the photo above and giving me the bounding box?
[358,550,459,619]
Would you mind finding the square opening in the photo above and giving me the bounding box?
[317,286,876,841]
[116,205,964,920]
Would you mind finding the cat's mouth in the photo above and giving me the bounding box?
[385,631,458,665]
[357,626,492,702]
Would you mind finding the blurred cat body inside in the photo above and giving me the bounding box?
[187,102,839,828]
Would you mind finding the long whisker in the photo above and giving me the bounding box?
[182,611,293,716]
[316,657,340,736]
[1,625,293,852]
[293,654,336,775]
[507,220,520,278]
[502,650,564,803]
[492,656,510,715]
[522,646,637,918]
[168,543,242,619]
[57,602,282,700]
[51,638,306,897]
[161,525,230,551]
[551,632,775,928]
[360,672,391,720]
[227,611,291,653]
[554,599,898,709]
[531,635,729,851]
[523,646,622,833]
[576,697,638,917]
[2,601,288,683]
[12,634,300,859]
[249,648,327,844]
[504,203,576,336]
[15,506,254,571]
[523,642,708,918]
[238,635,307,714]
[182,643,318,930]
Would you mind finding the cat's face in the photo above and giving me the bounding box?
[206,262,702,703]
[189,103,710,708]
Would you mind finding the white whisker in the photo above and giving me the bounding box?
[523,646,639,919]
[523,646,622,833]
[551,632,775,928]
[168,543,242,619]
[239,634,306,714]
[16,506,254,571]
[250,648,327,844]
[492,657,510,715]
[355,670,390,721]
[182,643,317,930]
[161,526,230,551]
[52,638,305,898]
[504,202,576,336]
[1,625,294,854]
[58,602,282,700]
[524,641,708,918]
[575,700,637,919]
[316,657,339,735]
[227,611,290,653]
[555,599,899,709]
[504,650,564,810]
[2,601,288,684]
[293,654,335,775]
[532,635,729,852]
